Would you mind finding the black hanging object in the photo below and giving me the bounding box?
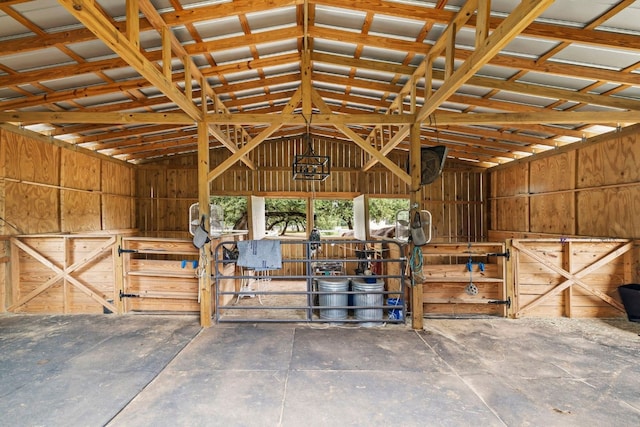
[420,146,448,185]
[293,132,330,181]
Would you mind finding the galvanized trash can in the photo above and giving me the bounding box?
[352,278,384,327]
[317,278,350,324]
[618,284,640,322]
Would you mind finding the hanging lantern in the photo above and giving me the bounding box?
[292,132,330,181]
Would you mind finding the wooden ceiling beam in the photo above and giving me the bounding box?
[0,110,413,125]
[361,0,554,171]
[420,0,553,122]
[57,0,202,121]
[163,0,303,26]
[185,26,301,56]
[317,0,640,51]
[206,88,302,182]
[310,88,411,184]
[0,111,192,124]
[434,111,640,126]
[57,0,257,169]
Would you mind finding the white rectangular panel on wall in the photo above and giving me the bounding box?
[251,195,265,240]
[353,194,366,240]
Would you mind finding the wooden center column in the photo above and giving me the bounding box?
[409,121,423,330]
[197,120,212,327]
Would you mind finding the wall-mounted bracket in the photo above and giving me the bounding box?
[119,290,139,300]
[117,246,137,257]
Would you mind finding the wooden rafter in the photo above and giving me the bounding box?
[0,0,636,165]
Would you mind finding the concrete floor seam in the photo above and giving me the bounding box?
[414,328,509,427]
[104,326,204,426]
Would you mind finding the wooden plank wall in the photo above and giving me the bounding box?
[417,242,507,317]
[121,237,201,313]
[488,124,640,240]
[137,137,486,242]
[0,125,136,235]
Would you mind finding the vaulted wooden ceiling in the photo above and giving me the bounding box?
[1,0,639,173]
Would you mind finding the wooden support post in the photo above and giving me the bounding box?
[424,56,433,103]
[301,50,312,118]
[624,240,640,283]
[126,0,140,50]
[184,59,192,103]
[197,121,212,327]
[63,237,69,314]
[162,26,172,80]
[409,122,423,329]
[410,76,417,114]
[476,0,491,49]
[445,23,456,79]
[10,239,19,311]
[563,241,573,318]
[505,239,516,318]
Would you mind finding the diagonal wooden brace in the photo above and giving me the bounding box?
[8,237,117,313]
[513,240,630,315]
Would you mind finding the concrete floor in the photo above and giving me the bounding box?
[0,314,639,427]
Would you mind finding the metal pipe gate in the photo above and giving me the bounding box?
[213,239,407,324]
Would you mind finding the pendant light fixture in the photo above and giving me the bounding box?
[292,116,330,181]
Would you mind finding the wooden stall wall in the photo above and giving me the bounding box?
[8,235,118,314]
[510,238,633,319]
[0,124,136,235]
[5,233,242,315]
[136,162,198,238]
[416,242,508,318]
[136,136,486,243]
[488,124,640,241]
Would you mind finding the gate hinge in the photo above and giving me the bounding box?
[487,249,510,261]
[119,290,139,300]
[117,245,137,256]
[488,296,511,308]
